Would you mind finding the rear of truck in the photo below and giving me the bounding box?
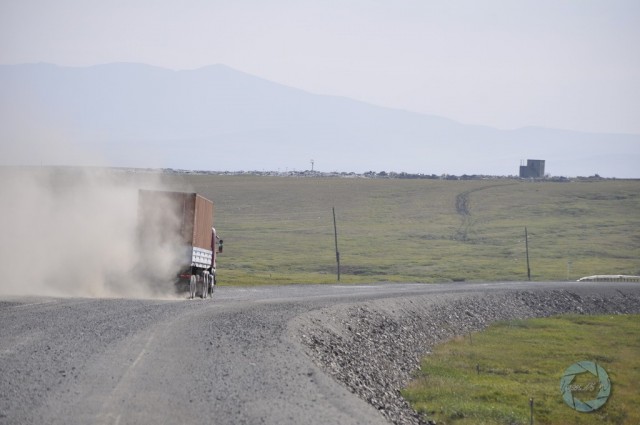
[137,190,217,295]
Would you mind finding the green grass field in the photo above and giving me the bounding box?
[401,314,640,425]
[152,175,639,286]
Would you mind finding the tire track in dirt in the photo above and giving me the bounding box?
[454,183,518,241]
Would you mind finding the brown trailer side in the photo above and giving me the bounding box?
[192,194,214,250]
[138,190,214,269]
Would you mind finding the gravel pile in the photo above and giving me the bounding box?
[296,289,640,425]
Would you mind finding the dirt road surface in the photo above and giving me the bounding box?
[2,281,639,425]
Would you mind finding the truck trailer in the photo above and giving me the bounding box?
[137,190,220,297]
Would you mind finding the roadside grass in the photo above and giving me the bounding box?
[402,314,640,425]
[148,174,639,285]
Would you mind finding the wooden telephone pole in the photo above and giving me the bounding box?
[333,207,340,281]
[525,227,531,281]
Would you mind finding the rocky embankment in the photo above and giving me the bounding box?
[294,288,640,425]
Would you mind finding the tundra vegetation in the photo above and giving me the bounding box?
[401,314,640,425]
[158,174,639,286]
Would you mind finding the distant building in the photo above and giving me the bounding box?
[519,159,545,178]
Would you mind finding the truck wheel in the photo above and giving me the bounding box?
[189,275,197,299]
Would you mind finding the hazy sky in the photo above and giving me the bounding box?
[1,0,639,134]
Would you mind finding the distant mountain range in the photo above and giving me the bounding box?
[1,62,638,177]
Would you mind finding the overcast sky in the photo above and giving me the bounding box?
[1,0,639,134]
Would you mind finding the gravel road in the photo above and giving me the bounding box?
[1,281,639,425]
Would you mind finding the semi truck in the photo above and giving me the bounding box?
[137,189,221,297]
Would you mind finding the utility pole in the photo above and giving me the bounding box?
[525,227,531,281]
[333,207,340,281]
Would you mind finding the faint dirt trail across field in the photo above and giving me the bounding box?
[454,183,518,241]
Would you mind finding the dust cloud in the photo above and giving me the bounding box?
[0,167,187,298]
